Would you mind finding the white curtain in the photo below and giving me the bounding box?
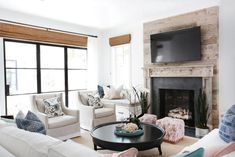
[87,37,98,90]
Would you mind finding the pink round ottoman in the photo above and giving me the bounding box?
[156,117,185,143]
[139,114,157,125]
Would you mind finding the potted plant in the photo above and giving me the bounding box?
[195,89,210,138]
[125,87,150,129]
[133,87,150,116]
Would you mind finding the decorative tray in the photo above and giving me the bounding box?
[114,129,144,137]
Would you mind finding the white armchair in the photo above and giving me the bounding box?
[78,91,116,131]
[32,93,80,140]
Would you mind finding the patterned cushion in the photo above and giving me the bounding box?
[219,104,235,143]
[44,97,64,118]
[15,111,46,135]
[88,95,103,109]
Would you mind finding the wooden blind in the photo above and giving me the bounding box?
[0,22,88,47]
[109,34,131,46]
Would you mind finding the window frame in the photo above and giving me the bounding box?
[3,39,87,114]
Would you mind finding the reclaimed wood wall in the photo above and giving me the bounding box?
[143,7,219,127]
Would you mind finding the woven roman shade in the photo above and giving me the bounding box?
[0,22,88,47]
[109,34,131,46]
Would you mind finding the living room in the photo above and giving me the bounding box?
[0,0,235,157]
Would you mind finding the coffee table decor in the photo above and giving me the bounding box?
[114,122,144,137]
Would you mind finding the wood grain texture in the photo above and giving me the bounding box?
[143,7,219,127]
[109,34,131,46]
[0,22,88,47]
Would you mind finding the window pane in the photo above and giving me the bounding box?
[7,95,32,116]
[6,69,37,95]
[5,41,36,68]
[68,48,87,69]
[41,70,64,92]
[68,70,87,90]
[40,45,64,68]
[68,91,79,109]
[112,44,131,88]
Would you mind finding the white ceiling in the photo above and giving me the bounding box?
[0,0,219,29]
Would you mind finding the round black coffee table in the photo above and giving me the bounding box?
[90,121,165,155]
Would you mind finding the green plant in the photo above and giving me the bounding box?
[133,87,150,118]
[195,89,210,129]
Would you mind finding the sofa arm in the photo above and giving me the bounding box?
[35,112,48,129]
[63,108,80,121]
[78,104,95,119]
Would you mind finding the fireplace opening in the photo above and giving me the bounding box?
[159,89,195,127]
[151,77,202,137]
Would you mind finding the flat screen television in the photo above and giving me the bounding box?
[150,26,201,63]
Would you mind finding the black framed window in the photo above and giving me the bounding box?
[4,39,87,115]
[40,45,65,93]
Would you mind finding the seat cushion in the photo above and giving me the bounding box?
[95,108,115,118]
[48,115,78,129]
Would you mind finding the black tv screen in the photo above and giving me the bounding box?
[150,27,201,63]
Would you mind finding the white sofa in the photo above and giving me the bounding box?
[180,129,235,156]
[0,125,101,157]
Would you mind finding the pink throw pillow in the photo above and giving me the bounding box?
[205,142,235,157]
[103,148,138,157]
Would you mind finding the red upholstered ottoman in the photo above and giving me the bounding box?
[139,114,157,125]
[156,117,185,143]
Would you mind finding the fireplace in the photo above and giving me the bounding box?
[151,77,202,127]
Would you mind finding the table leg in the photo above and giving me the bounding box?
[158,145,162,155]
[94,143,97,151]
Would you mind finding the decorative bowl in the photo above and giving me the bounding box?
[114,128,144,137]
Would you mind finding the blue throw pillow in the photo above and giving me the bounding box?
[219,104,235,142]
[25,111,41,122]
[16,111,46,135]
[97,85,104,98]
[171,148,204,157]
[97,85,110,98]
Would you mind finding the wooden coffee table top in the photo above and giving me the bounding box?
[91,121,165,154]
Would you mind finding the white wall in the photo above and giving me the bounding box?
[0,8,102,114]
[0,38,5,115]
[219,0,235,115]
[99,22,144,87]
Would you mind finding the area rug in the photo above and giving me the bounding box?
[72,130,198,157]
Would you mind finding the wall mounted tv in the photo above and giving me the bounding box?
[150,26,201,63]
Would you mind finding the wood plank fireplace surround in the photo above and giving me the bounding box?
[143,7,219,128]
